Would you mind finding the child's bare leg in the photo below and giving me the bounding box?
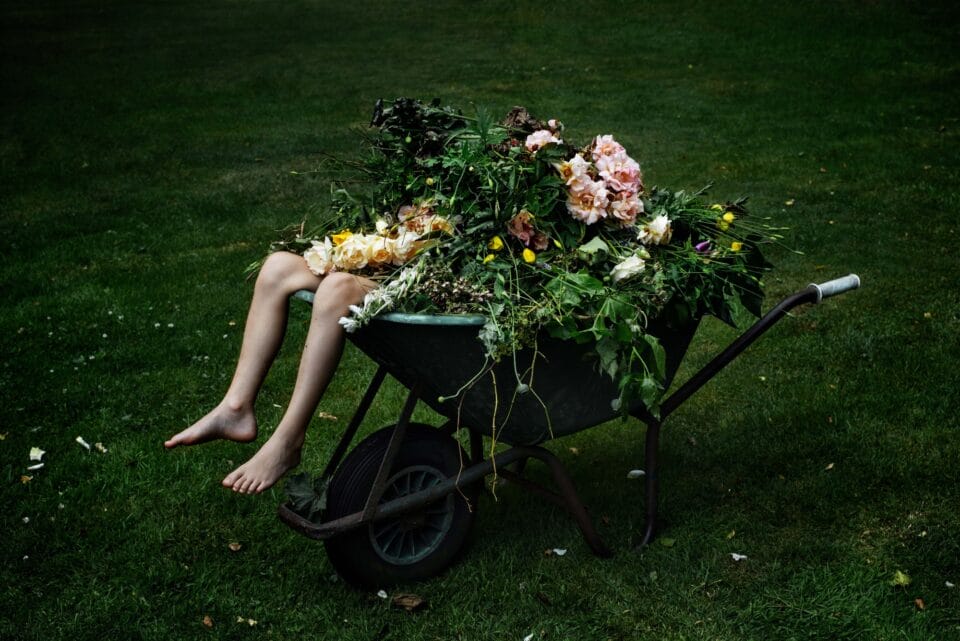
[164,253,322,449]
[223,272,374,493]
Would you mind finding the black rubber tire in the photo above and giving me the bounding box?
[323,423,478,588]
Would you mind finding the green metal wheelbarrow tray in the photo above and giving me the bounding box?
[277,274,860,587]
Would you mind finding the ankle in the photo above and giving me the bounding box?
[222,397,252,414]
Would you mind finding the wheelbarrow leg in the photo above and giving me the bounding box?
[639,419,661,547]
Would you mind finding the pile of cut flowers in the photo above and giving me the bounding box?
[264,98,777,416]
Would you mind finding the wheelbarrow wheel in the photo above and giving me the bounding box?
[324,423,478,588]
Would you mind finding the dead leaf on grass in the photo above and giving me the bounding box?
[391,593,426,612]
[891,570,912,587]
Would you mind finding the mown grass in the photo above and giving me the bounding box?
[2,1,959,639]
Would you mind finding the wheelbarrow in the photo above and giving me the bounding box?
[277,274,861,587]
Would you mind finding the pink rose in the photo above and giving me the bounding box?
[596,152,642,193]
[591,134,626,161]
[609,191,643,226]
[567,178,610,225]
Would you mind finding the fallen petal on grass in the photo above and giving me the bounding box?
[317,411,338,421]
[377,590,388,599]
[30,447,46,461]
[914,598,925,610]
[228,542,242,552]
[75,436,91,451]
[27,463,44,471]
[627,469,645,479]
[730,553,748,562]
[202,615,213,628]
[94,442,108,453]
[946,581,955,589]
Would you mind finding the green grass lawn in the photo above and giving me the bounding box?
[2,1,959,639]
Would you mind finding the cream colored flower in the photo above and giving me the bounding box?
[566,177,610,225]
[638,214,673,246]
[364,235,395,267]
[332,234,369,271]
[304,238,336,275]
[525,129,562,153]
[553,153,591,186]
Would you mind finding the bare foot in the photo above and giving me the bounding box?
[164,402,257,449]
[221,431,303,494]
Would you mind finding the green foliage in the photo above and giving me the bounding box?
[293,100,777,415]
[2,1,959,640]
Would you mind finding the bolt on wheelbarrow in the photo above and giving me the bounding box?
[278,274,861,587]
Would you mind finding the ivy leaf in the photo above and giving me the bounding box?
[643,334,667,380]
[577,236,609,257]
[595,336,619,379]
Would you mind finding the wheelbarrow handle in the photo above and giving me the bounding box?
[808,273,861,303]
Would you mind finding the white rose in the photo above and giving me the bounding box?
[610,254,646,283]
[638,214,673,246]
[332,235,369,271]
[303,238,335,275]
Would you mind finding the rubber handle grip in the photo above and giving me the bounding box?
[809,274,861,303]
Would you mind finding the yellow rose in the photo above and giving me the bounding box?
[482,254,495,264]
[718,220,730,232]
[488,235,504,251]
[723,212,736,223]
[331,230,353,246]
[710,204,724,212]
[522,248,536,263]
[731,241,743,252]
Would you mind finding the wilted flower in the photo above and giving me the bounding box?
[638,214,673,245]
[506,210,549,249]
[695,240,712,253]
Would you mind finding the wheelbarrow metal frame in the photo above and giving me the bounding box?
[278,276,859,556]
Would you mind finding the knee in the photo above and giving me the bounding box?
[256,252,306,292]
[313,273,369,313]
